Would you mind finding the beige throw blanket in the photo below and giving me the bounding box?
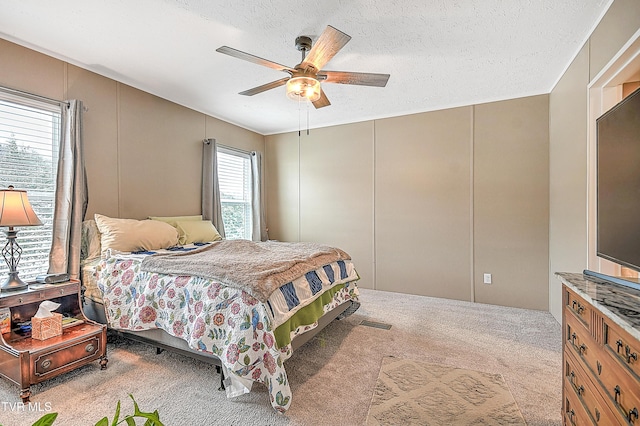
[140,240,351,302]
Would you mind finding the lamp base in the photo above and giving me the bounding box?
[0,272,28,292]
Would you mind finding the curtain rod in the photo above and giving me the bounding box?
[204,139,254,155]
[0,85,69,107]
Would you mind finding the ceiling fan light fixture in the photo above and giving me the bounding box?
[286,76,321,102]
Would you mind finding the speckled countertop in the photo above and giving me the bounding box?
[556,272,640,342]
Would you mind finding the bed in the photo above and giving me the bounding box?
[79,215,360,412]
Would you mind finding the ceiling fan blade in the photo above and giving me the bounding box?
[312,89,331,109]
[319,71,390,87]
[239,77,290,96]
[216,46,294,73]
[302,26,351,71]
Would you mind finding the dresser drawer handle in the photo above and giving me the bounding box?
[576,304,585,314]
[568,408,576,425]
[85,343,95,353]
[625,345,638,363]
[615,385,621,404]
[570,332,577,345]
[617,339,624,353]
[597,360,602,375]
[41,359,52,370]
[595,408,600,422]
[576,385,584,396]
[629,407,639,423]
[578,343,587,355]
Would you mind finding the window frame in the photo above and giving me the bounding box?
[0,89,61,281]
[216,145,253,240]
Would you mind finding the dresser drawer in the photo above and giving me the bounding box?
[565,310,605,380]
[31,334,102,380]
[565,287,592,330]
[564,348,623,425]
[605,319,640,381]
[564,383,594,426]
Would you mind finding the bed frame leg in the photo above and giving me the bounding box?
[216,365,226,391]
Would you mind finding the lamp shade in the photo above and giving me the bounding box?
[286,76,321,103]
[0,186,43,227]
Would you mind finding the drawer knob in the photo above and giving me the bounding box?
[576,385,584,396]
[41,359,52,370]
[625,345,638,363]
[597,360,602,375]
[85,343,95,353]
[576,304,585,314]
[629,407,638,423]
[578,343,587,355]
[595,408,600,422]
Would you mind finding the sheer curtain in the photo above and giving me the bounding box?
[202,138,226,238]
[251,151,268,241]
[48,100,88,279]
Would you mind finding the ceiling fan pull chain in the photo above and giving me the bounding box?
[308,106,311,135]
[298,96,302,137]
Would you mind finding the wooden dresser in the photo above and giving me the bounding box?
[557,273,640,425]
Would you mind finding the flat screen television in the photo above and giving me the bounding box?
[586,86,640,288]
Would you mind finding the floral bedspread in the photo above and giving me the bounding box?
[95,251,359,412]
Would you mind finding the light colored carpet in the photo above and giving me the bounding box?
[0,288,561,425]
[366,357,526,425]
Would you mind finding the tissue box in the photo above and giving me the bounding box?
[31,313,63,340]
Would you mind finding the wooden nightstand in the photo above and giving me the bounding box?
[0,280,107,402]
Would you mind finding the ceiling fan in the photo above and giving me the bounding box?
[216,25,390,108]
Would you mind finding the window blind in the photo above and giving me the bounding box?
[0,95,60,280]
[217,147,252,240]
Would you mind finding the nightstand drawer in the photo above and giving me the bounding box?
[32,334,101,379]
[0,282,79,309]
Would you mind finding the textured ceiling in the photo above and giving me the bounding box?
[0,0,611,135]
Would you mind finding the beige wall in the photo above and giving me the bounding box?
[474,96,549,309]
[0,39,264,221]
[375,107,472,300]
[266,96,550,311]
[548,0,640,321]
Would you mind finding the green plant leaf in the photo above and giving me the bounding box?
[31,413,58,426]
[94,418,109,426]
[110,400,121,426]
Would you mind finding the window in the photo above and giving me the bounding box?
[0,92,61,280]
[217,147,252,240]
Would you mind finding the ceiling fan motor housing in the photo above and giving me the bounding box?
[295,36,313,52]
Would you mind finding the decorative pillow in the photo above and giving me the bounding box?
[81,219,102,261]
[149,215,204,244]
[148,215,202,228]
[175,220,222,245]
[94,214,179,252]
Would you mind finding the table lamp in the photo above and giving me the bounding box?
[0,186,43,291]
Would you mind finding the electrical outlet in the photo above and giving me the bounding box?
[483,273,492,284]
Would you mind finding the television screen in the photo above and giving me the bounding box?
[597,86,640,272]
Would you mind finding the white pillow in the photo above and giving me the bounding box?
[81,219,102,261]
[94,214,179,253]
[175,220,222,244]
